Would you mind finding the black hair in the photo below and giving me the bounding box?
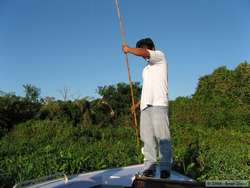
[136,38,155,50]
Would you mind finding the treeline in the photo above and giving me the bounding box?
[0,82,141,138]
[1,62,249,137]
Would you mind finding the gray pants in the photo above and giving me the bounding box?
[140,106,172,171]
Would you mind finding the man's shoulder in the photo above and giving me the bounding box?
[146,49,167,64]
[147,49,165,56]
[155,50,165,56]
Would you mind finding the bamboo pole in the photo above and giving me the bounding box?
[114,0,140,146]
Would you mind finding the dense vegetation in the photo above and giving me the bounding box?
[0,62,249,187]
[170,62,250,127]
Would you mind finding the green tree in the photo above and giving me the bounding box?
[23,84,41,102]
[97,82,141,116]
[97,82,141,126]
[193,62,250,127]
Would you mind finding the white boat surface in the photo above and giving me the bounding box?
[14,164,195,188]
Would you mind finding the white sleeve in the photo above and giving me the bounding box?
[147,50,165,64]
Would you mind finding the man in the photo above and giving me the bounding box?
[122,38,172,178]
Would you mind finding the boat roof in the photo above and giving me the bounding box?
[14,164,196,188]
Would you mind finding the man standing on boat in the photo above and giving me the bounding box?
[122,38,172,178]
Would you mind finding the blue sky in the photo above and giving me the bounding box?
[0,0,249,100]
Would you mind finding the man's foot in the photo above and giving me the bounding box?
[160,170,170,178]
[142,169,156,177]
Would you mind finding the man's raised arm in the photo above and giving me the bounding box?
[122,44,150,59]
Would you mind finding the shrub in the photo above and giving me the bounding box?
[0,120,142,187]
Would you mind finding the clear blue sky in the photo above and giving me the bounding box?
[0,0,249,100]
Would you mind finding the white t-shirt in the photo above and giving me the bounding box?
[140,49,168,111]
